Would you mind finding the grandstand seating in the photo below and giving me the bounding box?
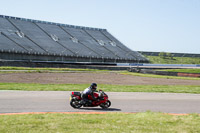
[0,15,148,63]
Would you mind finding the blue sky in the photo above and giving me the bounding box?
[1,0,200,53]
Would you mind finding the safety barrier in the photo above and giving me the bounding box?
[128,68,200,78]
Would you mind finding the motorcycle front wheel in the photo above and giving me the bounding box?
[70,99,82,109]
[100,100,111,109]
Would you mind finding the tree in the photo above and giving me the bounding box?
[159,52,166,59]
[166,53,173,60]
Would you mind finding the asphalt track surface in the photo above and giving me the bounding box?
[0,91,200,114]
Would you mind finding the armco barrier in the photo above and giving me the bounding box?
[177,73,200,78]
[0,60,129,70]
[139,69,178,76]
[138,51,200,58]
[128,68,200,78]
[129,64,200,67]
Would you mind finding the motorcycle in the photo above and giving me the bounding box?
[70,89,111,109]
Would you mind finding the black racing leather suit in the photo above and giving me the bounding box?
[81,87,97,105]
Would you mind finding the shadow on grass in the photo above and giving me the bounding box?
[78,107,121,112]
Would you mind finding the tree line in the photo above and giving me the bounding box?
[159,52,173,59]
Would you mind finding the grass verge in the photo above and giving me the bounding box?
[0,66,108,72]
[159,69,200,73]
[121,71,200,80]
[0,112,200,133]
[0,83,200,94]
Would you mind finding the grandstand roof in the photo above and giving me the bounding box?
[0,15,148,63]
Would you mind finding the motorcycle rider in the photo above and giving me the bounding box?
[81,83,98,105]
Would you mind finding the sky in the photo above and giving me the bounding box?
[1,0,200,54]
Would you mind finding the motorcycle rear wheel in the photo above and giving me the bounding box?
[70,99,82,109]
[100,100,111,109]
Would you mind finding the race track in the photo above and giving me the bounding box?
[0,91,200,114]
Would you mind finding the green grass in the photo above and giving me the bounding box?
[0,66,108,72]
[121,71,200,80]
[0,112,200,133]
[146,55,200,64]
[159,69,200,73]
[1,83,200,94]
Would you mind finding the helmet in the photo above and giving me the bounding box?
[90,83,97,91]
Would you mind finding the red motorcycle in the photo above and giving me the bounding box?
[70,89,111,109]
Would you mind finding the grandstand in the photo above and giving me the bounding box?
[0,15,148,67]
